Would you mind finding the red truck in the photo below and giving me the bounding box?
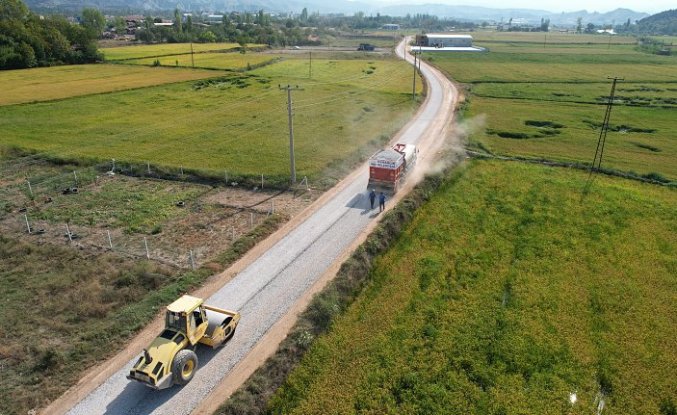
[368,143,418,193]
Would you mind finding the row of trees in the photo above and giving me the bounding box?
[132,9,476,46]
[0,0,102,69]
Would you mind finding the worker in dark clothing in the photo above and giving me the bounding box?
[379,192,386,212]
[369,189,376,209]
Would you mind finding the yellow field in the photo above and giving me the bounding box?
[0,65,219,106]
[101,42,264,60]
[126,52,277,70]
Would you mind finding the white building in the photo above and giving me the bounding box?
[415,34,485,52]
[423,34,473,48]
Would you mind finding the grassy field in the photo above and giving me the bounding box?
[100,42,253,60]
[0,65,220,106]
[0,211,285,415]
[425,33,677,181]
[0,54,421,184]
[124,52,278,70]
[321,35,400,48]
[468,31,638,44]
[266,160,677,415]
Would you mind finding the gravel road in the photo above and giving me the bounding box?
[62,38,456,415]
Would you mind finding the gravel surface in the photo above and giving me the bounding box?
[64,39,452,415]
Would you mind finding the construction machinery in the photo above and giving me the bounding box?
[368,143,418,193]
[126,295,240,389]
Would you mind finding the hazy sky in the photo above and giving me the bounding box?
[373,0,672,14]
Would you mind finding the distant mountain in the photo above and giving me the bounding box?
[635,9,677,35]
[24,0,648,26]
[374,4,648,25]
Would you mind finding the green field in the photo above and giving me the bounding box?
[100,42,250,60]
[125,52,278,70]
[0,54,421,184]
[425,35,677,181]
[467,31,638,44]
[267,160,677,415]
[0,65,219,106]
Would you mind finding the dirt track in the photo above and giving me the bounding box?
[43,38,460,415]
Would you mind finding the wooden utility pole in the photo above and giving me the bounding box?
[280,85,303,184]
[412,47,417,100]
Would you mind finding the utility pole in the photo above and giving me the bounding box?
[418,45,422,72]
[309,51,312,78]
[585,76,623,190]
[412,47,417,100]
[280,85,303,184]
[190,41,195,68]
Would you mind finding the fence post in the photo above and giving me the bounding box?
[189,250,196,270]
[225,170,228,183]
[73,171,78,186]
[24,214,31,234]
[147,162,151,174]
[250,212,254,227]
[65,223,72,242]
[231,226,236,241]
[107,230,113,249]
[261,174,264,189]
[26,180,33,198]
[144,237,150,259]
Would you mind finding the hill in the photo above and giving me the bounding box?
[636,9,677,35]
[22,0,648,26]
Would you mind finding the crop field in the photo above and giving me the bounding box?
[267,160,676,415]
[468,31,638,44]
[0,54,420,183]
[124,52,278,70]
[425,35,677,181]
[321,35,400,48]
[0,65,220,106]
[100,42,248,60]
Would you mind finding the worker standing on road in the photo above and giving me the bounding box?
[379,192,386,212]
[369,189,376,209]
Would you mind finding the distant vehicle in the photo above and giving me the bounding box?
[293,46,301,50]
[127,295,240,389]
[357,43,375,51]
[368,143,418,193]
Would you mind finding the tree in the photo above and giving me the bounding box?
[0,0,29,21]
[174,8,182,33]
[81,8,105,39]
[112,16,126,35]
[300,7,308,23]
[576,17,583,33]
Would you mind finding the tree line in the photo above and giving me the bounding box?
[0,0,102,70]
[131,8,476,47]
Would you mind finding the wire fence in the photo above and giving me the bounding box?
[1,154,309,270]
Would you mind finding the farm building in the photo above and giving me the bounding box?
[414,34,485,52]
[382,24,400,30]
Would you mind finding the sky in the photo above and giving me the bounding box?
[372,0,673,14]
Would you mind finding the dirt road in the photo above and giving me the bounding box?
[48,38,459,415]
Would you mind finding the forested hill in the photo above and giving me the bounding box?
[0,0,101,70]
[636,9,677,35]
